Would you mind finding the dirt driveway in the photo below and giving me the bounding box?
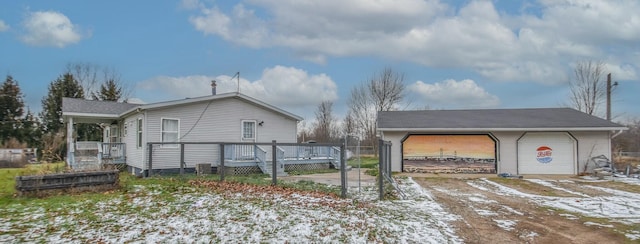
[282,171,640,243]
[410,174,640,243]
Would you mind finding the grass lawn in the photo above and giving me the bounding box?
[0,163,464,243]
[0,162,66,197]
[347,156,378,169]
[0,171,458,243]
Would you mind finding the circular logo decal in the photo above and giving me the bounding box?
[536,146,553,163]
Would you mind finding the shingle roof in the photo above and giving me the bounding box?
[61,92,303,121]
[377,108,626,131]
[62,98,139,115]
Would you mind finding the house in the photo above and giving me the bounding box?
[62,92,305,175]
[377,108,627,175]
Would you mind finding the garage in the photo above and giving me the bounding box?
[517,132,577,174]
[377,108,627,175]
[402,134,497,173]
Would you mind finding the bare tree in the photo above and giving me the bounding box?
[613,118,640,153]
[569,60,607,116]
[311,101,336,143]
[369,68,405,111]
[67,62,132,101]
[347,68,406,154]
[297,120,311,143]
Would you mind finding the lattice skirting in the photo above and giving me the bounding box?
[219,166,263,175]
[285,163,330,172]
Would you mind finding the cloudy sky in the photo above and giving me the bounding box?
[1,0,639,122]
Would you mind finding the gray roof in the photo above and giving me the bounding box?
[377,108,627,131]
[62,97,139,115]
[61,92,303,122]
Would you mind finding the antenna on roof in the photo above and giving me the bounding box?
[232,72,240,93]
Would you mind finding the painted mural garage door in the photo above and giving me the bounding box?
[402,135,496,173]
[517,132,576,174]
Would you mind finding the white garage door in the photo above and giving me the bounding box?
[517,132,576,174]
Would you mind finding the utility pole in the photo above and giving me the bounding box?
[606,73,618,121]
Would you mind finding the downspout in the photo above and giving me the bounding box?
[611,129,624,139]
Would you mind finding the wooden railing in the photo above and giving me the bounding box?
[256,145,267,172]
[224,144,256,161]
[101,143,126,164]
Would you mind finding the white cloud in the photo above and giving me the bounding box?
[189,4,268,48]
[0,20,9,32]
[409,79,499,109]
[137,65,337,112]
[186,0,640,84]
[21,11,84,47]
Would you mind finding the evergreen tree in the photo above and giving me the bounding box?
[0,75,25,145]
[40,73,84,134]
[20,109,42,148]
[92,79,123,101]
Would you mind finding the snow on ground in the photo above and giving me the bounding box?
[0,178,462,243]
[524,179,591,197]
[469,178,640,225]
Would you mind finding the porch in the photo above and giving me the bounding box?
[145,142,344,177]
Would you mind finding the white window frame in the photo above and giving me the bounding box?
[109,126,119,143]
[137,118,143,149]
[241,120,256,141]
[161,118,180,148]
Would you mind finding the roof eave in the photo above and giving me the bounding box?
[118,92,303,121]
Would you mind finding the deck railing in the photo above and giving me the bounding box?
[224,144,256,161]
[279,145,335,159]
[256,145,267,172]
[101,142,126,164]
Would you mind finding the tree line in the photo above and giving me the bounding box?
[0,63,129,162]
[302,63,640,156]
[299,68,405,155]
[2,61,639,163]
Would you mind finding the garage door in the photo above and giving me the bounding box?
[402,135,496,173]
[517,132,576,174]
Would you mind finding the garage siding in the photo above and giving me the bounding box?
[517,132,577,174]
[382,131,406,172]
[384,130,614,175]
[572,131,612,173]
[491,131,521,174]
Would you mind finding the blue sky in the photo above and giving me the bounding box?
[1,0,639,123]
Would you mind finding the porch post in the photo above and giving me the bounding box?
[66,117,74,168]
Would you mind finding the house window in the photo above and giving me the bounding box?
[137,118,143,148]
[109,126,119,143]
[242,120,256,140]
[162,118,180,148]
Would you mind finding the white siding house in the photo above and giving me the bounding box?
[377,108,627,175]
[62,92,302,175]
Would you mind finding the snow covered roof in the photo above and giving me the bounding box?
[377,108,627,132]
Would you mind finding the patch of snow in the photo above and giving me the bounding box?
[559,213,579,220]
[626,230,640,240]
[475,209,498,216]
[493,219,517,231]
[583,222,614,228]
[525,179,591,197]
[500,206,524,216]
[468,195,497,204]
[519,231,539,240]
[467,180,490,191]
[474,179,640,225]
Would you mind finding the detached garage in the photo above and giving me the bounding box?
[377,108,627,175]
